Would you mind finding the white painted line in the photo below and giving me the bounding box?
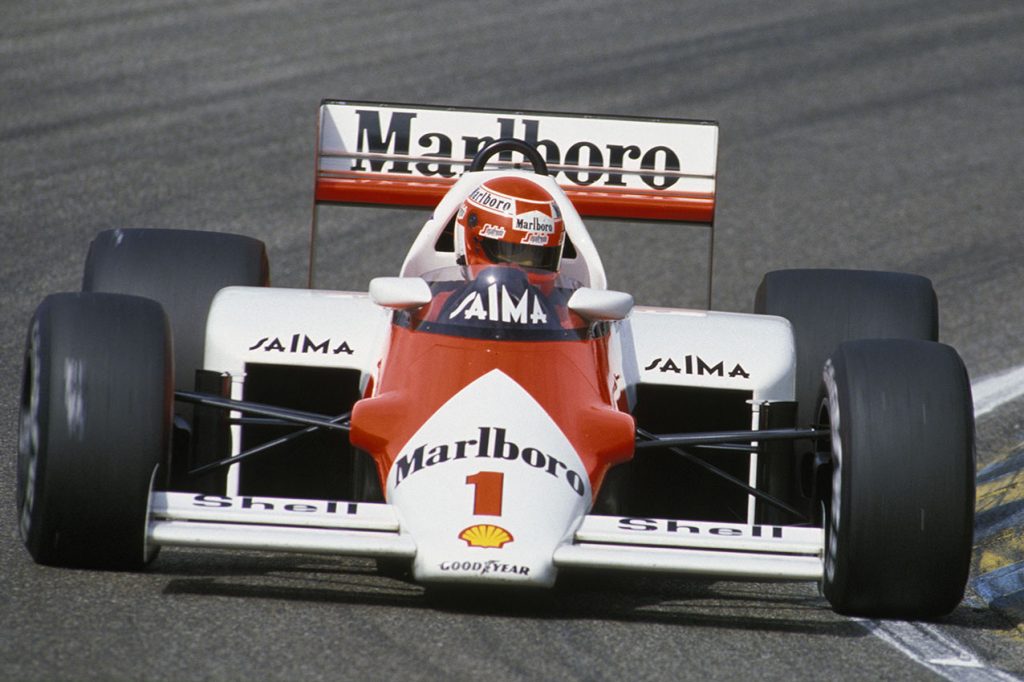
[973,365,1024,418]
[858,619,1020,681]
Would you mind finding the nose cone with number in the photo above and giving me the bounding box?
[386,370,590,586]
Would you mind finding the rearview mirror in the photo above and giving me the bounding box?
[568,288,634,321]
[369,277,433,310]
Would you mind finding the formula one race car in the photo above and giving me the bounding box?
[16,101,975,619]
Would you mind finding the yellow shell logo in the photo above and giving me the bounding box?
[459,524,514,549]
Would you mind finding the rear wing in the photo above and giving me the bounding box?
[311,101,719,298]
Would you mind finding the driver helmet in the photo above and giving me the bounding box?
[455,176,565,272]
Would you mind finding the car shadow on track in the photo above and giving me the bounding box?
[155,550,426,609]
[144,549,934,637]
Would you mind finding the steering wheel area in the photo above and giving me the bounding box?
[468,138,549,176]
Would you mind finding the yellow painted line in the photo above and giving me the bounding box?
[976,468,1024,515]
[977,528,1024,574]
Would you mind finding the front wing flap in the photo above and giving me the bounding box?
[148,492,415,559]
[553,515,823,581]
[149,493,822,582]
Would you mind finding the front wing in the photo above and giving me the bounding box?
[149,493,823,581]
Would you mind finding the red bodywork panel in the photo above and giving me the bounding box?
[349,324,636,502]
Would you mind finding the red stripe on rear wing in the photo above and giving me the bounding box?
[314,101,718,224]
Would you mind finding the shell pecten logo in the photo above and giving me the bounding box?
[459,524,514,549]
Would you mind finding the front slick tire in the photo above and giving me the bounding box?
[821,339,974,619]
[17,293,172,570]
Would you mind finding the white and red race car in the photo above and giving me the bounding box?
[17,101,975,619]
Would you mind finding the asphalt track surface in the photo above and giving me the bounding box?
[2,2,1023,680]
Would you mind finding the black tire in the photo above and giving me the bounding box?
[753,269,938,522]
[821,339,974,619]
[755,269,937,428]
[17,293,173,569]
[83,228,269,392]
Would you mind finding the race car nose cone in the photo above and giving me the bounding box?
[385,369,590,587]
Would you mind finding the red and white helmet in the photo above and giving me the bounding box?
[455,176,565,272]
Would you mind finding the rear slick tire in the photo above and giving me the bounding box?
[17,293,172,569]
[754,269,938,429]
[82,228,269,393]
[753,269,938,523]
[821,339,974,619]
[83,228,268,492]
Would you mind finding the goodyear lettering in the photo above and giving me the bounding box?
[350,109,682,190]
[249,334,354,356]
[643,355,750,379]
[393,426,586,497]
[439,560,530,576]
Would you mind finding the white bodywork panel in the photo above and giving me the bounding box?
[623,306,796,402]
[205,286,390,381]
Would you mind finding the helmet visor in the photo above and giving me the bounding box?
[480,238,562,271]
